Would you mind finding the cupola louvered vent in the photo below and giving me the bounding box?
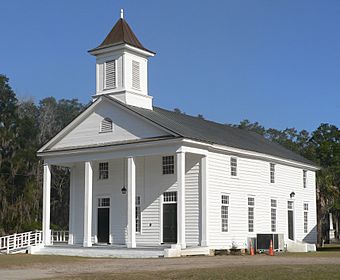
[105,60,116,89]
[132,60,140,90]
[100,117,113,133]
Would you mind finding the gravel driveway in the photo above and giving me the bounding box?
[2,254,340,280]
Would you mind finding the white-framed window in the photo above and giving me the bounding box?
[303,170,307,188]
[271,199,277,232]
[100,117,113,133]
[288,200,294,210]
[136,196,141,233]
[98,197,110,207]
[248,197,255,232]
[163,191,177,203]
[221,194,229,232]
[230,157,237,177]
[104,60,116,89]
[99,162,109,180]
[270,163,275,183]
[162,156,174,175]
[132,60,140,90]
[304,202,308,233]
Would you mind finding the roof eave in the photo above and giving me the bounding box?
[88,42,156,56]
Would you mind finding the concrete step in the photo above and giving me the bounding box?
[31,246,164,258]
[181,247,211,256]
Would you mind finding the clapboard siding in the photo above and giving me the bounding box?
[185,155,200,246]
[70,154,200,246]
[207,152,317,249]
[52,100,168,150]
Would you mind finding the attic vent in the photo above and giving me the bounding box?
[132,60,140,90]
[100,117,113,133]
[105,60,116,89]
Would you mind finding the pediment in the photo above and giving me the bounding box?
[40,97,173,152]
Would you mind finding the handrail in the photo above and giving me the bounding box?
[51,230,69,243]
[0,230,43,254]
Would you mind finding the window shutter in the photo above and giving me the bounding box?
[101,118,113,133]
[105,60,116,89]
[132,60,140,89]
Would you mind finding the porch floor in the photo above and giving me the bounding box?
[31,244,167,258]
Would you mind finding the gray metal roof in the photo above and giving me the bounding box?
[106,96,316,166]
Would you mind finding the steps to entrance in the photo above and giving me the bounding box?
[31,245,165,258]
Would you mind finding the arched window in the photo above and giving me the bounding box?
[100,117,113,133]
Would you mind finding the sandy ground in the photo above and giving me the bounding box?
[2,254,340,280]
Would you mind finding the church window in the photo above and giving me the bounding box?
[105,60,116,89]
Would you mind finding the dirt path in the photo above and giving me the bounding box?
[2,255,340,280]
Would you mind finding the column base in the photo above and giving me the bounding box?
[83,241,92,247]
[126,242,136,248]
[43,229,51,246]
[200,240,209,247]
[177,243,186,249]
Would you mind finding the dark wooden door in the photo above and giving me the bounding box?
[97,208,109,243]
[288,210,294,240]
[163,204,177,243]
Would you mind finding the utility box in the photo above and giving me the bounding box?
[256,234,284,251]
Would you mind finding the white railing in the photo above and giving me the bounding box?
[51,230,69,244]
[0,231,43,254]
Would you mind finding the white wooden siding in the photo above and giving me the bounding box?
[207,152,317,249]
[69,153,201,246]
[185,155,200,246]
[52,100,169,150]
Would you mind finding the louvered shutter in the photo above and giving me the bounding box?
[105,60,116,89]
[101,118,113,133]
[132,60,140,89]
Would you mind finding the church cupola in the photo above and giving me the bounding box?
[89,10,155,109]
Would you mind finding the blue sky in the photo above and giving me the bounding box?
[1,0,339,132]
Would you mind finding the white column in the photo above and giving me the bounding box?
[200,155,209,247]
[177,151,186,249]
[127,157,136,248]
[68,166,74,245]
[329,212,335,240]
[83,161,93,247]
[42,163,51,245]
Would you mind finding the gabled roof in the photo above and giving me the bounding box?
[38,94,317,168]
[89,18,155,54]
[101,96,316,167]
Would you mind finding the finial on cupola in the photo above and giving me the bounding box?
[120,9,124,19]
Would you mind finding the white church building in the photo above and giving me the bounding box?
[37,12,318,254]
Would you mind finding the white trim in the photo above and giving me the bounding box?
[94,195,112,244]
[200,155,209,246]
[42,163,51,245]
[287,200,295,241]
[83,161,93,247]
[181,139,319,171]
[159,194,163,244]
[127,157,136,248]
[38,96,177,154]
[89,43,155,58]
[38,97,102,153]
[176,151,186,249]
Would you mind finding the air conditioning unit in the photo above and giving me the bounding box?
[256,234,284,251]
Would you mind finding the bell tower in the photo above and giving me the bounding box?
[89,10,155,109]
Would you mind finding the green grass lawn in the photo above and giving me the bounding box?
[0,254,83,268]
[47,265,340,280]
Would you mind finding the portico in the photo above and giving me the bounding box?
[41,140,209,249]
